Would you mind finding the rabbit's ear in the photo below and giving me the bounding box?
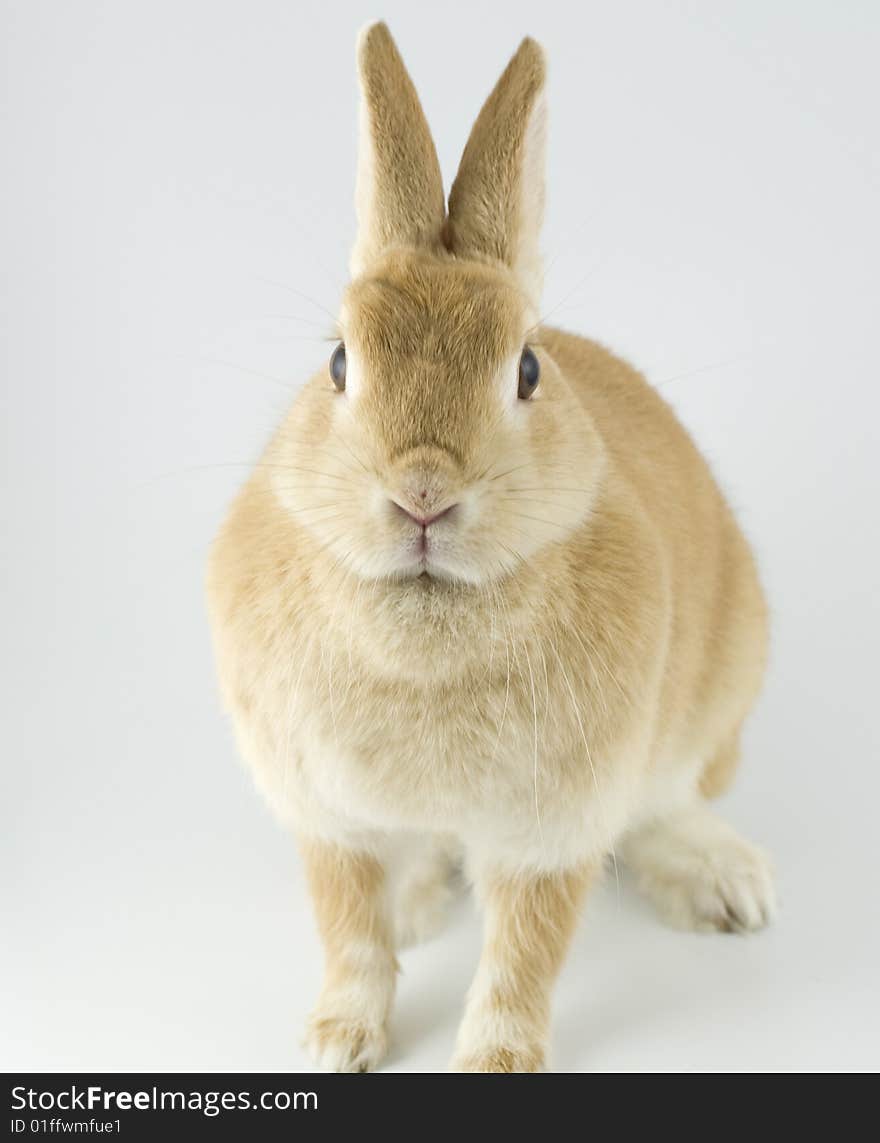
[446,39,547,308]
[350,23,446,277]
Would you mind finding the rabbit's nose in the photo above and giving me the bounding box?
[390,500,458,528]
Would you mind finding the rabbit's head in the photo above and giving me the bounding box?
[273,24,604,586]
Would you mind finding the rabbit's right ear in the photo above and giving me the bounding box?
[445,39,547,309]
[350,23,446,278]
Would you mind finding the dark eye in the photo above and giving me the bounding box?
[329,342,346,391]
[518,346,540,399]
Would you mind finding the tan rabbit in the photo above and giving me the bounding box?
[206,22,774,1073]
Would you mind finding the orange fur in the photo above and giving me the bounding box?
[453,864,596,1072]
[300,841,397,1072]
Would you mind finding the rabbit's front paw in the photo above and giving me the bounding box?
[304,1012,387,1073]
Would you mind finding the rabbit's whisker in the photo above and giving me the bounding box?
[486,458,577,483]
[496,495,584,511]
[517,635,545,856]
[260,312,336,331]
[489,592,516,765]
[505,486,594,495]
[569,624,629,708]
[251,276,342,327]
[196,357,294,391]
[502,511,574,534]
[548,634,621,908]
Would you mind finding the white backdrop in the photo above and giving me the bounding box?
[3,0,878,1071]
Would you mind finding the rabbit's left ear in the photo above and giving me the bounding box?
[350,23,446,278]
[445,39,547,309]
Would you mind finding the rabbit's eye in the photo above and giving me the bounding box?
[329,342,347,391]
[518,346,540,399]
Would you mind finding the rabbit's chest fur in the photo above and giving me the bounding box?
[223,552,662,868]
[272,655,634,867]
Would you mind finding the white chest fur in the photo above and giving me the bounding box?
[242,626,640,872]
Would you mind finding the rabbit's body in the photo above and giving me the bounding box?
[207,26,774,1072]
[209,325,765,868]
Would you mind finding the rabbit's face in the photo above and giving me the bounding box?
[275,250,602,586]
[269,25,588,586]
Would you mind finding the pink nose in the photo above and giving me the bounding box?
[391,501,457,528]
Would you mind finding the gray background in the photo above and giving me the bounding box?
[3,0,878,1071]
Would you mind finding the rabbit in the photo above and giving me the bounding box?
[206,22,775,1073]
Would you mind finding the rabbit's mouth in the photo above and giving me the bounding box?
[393,540,467,584]
[400,543,456,581]
[400,514,479,583]
[381,480,476,582]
